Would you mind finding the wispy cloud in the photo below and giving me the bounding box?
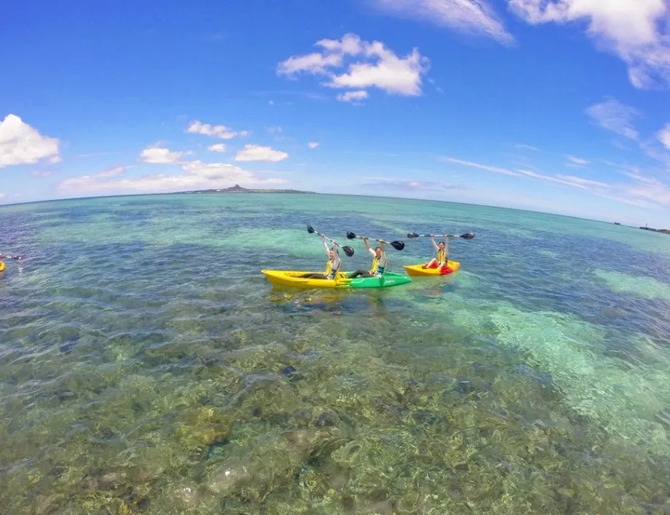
[0,114,60,167]
[442,154,670,208]
[277,33,429,100]
[308,142,319,149]
[515,143,541,152]
[564,154,589,166]
[585,98,640,139]
[440,156,521,176]
[234,144,289,162]
[509,0,670,89]
[371,0,514,45]
[658,123,670,150]
[363,177,465,191]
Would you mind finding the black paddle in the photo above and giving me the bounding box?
[307,226,355,257]
[346,231,405,251]
[0,254,24,260]
[407,232,475,240]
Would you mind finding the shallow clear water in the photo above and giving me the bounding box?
[1,193,669,513]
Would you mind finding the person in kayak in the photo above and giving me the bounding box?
[301,236,341,279]
[422,235,452,273]
[348,237,386,278]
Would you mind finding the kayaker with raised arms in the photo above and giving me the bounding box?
[422,235,451,272]
[348,237,386,278]
[301,236,341,279]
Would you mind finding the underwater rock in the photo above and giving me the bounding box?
[207,439,230,460]
[513,363,554,388]
[176,407,232,450]
[315,410,340,427]
[411,409,438,425]
[59,341,76,354]
[282,365,297,378]
[208,426,343,499]
[455,379,475,394]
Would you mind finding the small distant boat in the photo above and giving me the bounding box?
[614,222,621,225]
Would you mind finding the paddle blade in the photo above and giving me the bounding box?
[346,231,357,240]
[307,225,315,234]
[407,232,420,238]
[342,246,355,257]
[460,232,475,239]
[390,241,405,251]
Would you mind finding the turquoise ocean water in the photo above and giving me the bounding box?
[1,192,670,513]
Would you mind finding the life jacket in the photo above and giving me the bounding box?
[437,248,446,264]
[371,255,386,276]
[324,257,338,279]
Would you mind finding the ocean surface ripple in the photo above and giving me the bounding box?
[1,193,669,513]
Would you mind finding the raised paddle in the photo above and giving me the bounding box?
[345,231,405,251]
[307,226,355,257]
[0,254,24,260]
[407,232,475,240]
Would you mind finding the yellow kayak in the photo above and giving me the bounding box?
[0,261,5,272]
[403,260,461,277]
[261,270,412,289]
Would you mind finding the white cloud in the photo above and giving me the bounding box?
[56,160,287,196]
[658,123,670,149]
[234,144,289,162]
[585,98,639,139]
[0,114,60,167]
[277,33,429,99]
[140,146,186,164]
[308,142,319,149]
[508,0,670,89]
[337,90,369,103]
[277,50,345,76]
[371,0,514,45]
[187,121,249,139]
[565,154,589,166]
[208,143,227,153]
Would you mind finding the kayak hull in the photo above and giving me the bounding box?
[261,270,411,289]
[0,261,4,273]
[403,260,461,277]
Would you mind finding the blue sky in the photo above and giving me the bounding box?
[2,0,670,227]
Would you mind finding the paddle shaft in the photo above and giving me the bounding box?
[407,232,475,240]
[345,232,405,251]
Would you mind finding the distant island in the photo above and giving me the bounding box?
[638,225,670,235]
[189,184,314,194]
